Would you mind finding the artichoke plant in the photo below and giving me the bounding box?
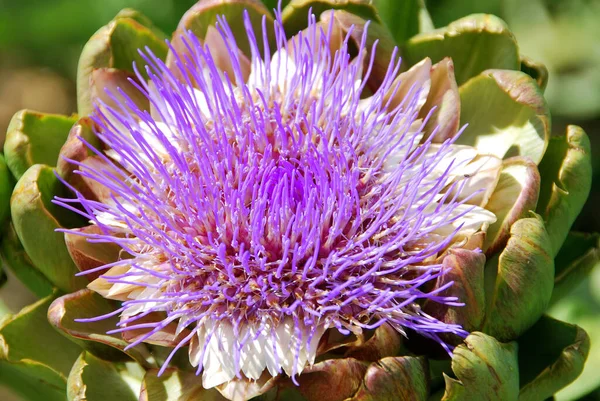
[0,1,596,400]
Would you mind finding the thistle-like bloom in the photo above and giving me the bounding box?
[57,9,498,390]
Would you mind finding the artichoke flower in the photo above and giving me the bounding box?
[0,1,596,401]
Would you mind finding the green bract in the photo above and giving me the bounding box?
[0,1,595,400]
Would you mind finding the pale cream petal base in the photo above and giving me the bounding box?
[188,318,327,389]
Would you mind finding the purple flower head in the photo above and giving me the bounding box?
[56,7,496,390]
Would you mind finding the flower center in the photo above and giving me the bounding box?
[153,83,394,328]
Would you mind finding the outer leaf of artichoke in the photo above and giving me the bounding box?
[11,164,88,293]
[67,351,140,401]
[4,110,77,180]
[0,223,54,298]
[373,0,431,44]
[441,332,519,401]
[425,0,502,28]
[482,213,554,341]
[293,355,429,401]
[520,55,549,91]
[403,14,519,85]
[0,291,82,401]
[423,248,486,334]
[457,69,550,164]
[139,368,228,401]
[77,12,168,116]
[517,315,590,401]
[350,356,429,401]
[483,157,541,256]
[281,0,378,35]
[174,0,275,58]
[48,289,153,367]
[537,125,593,257]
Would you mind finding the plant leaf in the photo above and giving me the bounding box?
[423,248,486,334]
[442,332,519,401]
[67,351,139,401]
[4,110,77,180]
[139,368,227,401]
[175,0,275,58]
[350,356,429,401]
[281,0,378,36]
[11,164,88,293]
[0,291,82,399]
[520,55,549,92]
[537,125,592,257]
[483,213,554,341]
[484,157,540,256]
[457,69,550,164]
[77,13,168,115]
[0,223,54,298]
[518,315,590,401]
[403,14,519,85]
[48,289,153,367]
[373,0,427,44]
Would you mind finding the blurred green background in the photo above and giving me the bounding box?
[0,0,599,400]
